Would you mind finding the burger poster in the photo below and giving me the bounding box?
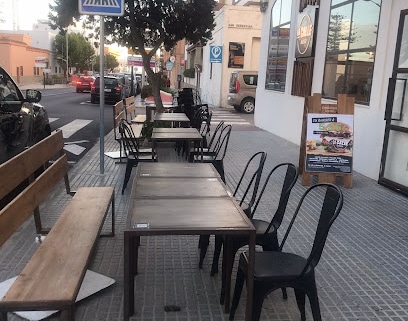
[305,113,353,173]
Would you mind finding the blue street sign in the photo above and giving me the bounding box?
[79,0,124,16]
[210,46,223,63]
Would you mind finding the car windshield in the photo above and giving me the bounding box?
[94,77,119,87]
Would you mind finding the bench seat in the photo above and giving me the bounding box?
[131,114,146,124]
[0,186,114,312]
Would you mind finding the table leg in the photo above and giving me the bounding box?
[224,235,232,313]
[244,231,255,321]
[200,139,203,162]
[124,233,135,321]
[152,139,156,161]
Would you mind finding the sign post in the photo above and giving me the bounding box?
[79,0,124,174]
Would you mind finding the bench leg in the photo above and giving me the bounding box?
[100,194,115,238]
[0,311,7,321]
[60,306,74,321]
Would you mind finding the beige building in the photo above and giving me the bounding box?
[0,33,50,85]
[185,1,262,107]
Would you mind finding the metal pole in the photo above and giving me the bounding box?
[99,16,105,174]
[66,29,69,83]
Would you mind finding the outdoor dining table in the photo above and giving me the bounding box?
[151,127,203,161]
[123,162,256,321]
[154,112,190,127]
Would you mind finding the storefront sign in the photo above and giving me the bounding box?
[296,6,317,58]
[35,57,47,68]
[305,113,354,173]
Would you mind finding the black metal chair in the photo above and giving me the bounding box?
[192,124,232,182]
[119,119,157,194]
[229,183,344,321]
[206,151,268,276]
[218,162,299,305]
[189,120,225,162]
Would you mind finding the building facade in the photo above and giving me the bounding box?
[255,0,408,195]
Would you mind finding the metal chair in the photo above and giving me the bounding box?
[119,119,157,194]
[229,183,344,321]
[219,162,299,306]
[206,151,268,276]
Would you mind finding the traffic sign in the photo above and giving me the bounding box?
[166,61,174,71]
[79,0,124,16]
[210,46,222,63]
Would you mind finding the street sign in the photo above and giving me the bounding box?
[127,56,156,68]
[79,0,124,16]
[166,61,174,71]
[210,46,222,63]
[170,56,176,63]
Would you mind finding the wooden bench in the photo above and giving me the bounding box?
[0,129,115,320]
[124,96,144,139]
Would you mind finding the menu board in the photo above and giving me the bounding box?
[305,113,353,173]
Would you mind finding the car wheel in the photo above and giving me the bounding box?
[240,98,255,114]
[233,105,241,112]
[91,95,96,104]
[76,88,80,93]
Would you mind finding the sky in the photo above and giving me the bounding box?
[0,0,53,30]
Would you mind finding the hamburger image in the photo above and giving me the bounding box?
[319,122,353,153]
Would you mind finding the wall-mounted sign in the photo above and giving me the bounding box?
[296,6,317,58]
[228,42,245,68]
[35,57,47,68]
[210,46,222,63]
[305,113,354,173]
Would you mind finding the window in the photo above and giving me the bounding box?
[265,0,293,91]
[322,0,381,104]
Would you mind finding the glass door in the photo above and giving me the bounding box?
[379,10,408,195]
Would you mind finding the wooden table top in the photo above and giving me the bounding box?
[153,127,198,133]
[151,130,202,140]
[154,113,190,122]
[126,198,253,234]
[136,163,220,178]
[132,177,230,199]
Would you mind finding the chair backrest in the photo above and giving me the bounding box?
[279,183,343,275]
[234,151,267,211]
[207,121,225,151]
[118,119,140,158]
[251,163,299,228]
[213,124,232,160]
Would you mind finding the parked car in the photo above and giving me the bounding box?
[227,70,258,114]
[76,76,95,93]
[90,76,125,104]
[0,66,51,165]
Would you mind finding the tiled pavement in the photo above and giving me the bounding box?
[1,107,408,321]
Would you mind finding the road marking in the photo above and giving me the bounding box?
[59,119,93,138]
[64,144,86,156]
[48,118,59,123]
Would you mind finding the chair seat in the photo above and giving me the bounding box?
[241,251,310,280]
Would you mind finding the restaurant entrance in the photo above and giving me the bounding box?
[379,9,408,195]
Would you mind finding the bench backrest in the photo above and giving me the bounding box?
[0,130,69,247]
[113,100,125,141]
[124,96,136,122]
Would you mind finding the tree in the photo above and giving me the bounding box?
[49,0,216,112]
[93,54,120,72]
[52,32,95,74]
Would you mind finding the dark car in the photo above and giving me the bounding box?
[90,76,125,104]
[76,76,95,93]
[0,67,51,165]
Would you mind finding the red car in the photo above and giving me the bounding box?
[76,76,95,93]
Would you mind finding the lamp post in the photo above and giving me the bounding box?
[65,28,69,84]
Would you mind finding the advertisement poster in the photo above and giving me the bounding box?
[305,113,354,173]
[228,42,245,68]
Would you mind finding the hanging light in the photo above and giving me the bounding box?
[260,0,269,13]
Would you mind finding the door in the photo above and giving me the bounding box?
[379,9,408,195]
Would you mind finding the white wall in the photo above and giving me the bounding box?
[255,0,408,180]
[200,5,262,107]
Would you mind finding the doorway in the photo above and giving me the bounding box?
[379,9,408,195]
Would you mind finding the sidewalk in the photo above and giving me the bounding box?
[1,113,408,321]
